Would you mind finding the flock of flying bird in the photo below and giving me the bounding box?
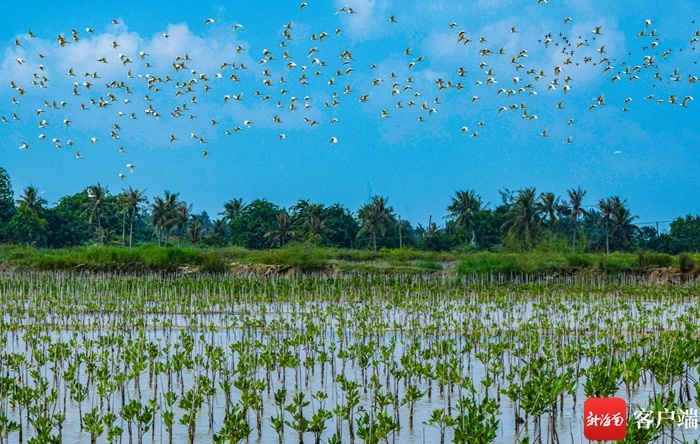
[2,4,698,181]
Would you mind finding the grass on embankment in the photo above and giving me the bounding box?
[0,244,696,275]
[0,244,454,273]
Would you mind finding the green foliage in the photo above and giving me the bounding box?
[636,251,674,268]
[679,253,695,273]
[263,245,328,269]
[201,234,230,247]
[503,188,541,251]
[140,246,200,270]
[415,260,443,270]
[213,404,251,444]
[669,214,700,252]
[45,193,92,248]
[619,415,660,443]
[200,251,229,273]
[416,226,455,252]
[447,189,482,247]
[452,396,500,444]
[0,243,669,277]
[0,268,696,444]
[0,167,14,229]
[355,409,398,444]
[357,196,395,252]
[597,253,637,275]
[583,358,622,398]
[456,252,603,274]
[83,407,104,443]
[678,253,696,273]
[5,205,49,247]
[566,254,593,267]
[1,165,700,255]
[229,198,279,249]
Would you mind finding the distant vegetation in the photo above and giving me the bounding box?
[0,244,697,277]
[1,166,698,260]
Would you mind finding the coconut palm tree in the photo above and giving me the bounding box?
[290,199,312,219]
[12,187,48,247]
[597,197,617,254]
[610,199,639,250]
[301,204,331,246]
[306,214,330,246]
[567,186,587,252]
[150,193,178,246]
[118,193,129,246]
[446,189,482,248]
[537,192,560,234]
[187,219,204,245]
[265,209,295,247]
[220,198,245,222]
[174,202,193,246]
[17,185,47,216]
[122,187,147,248]
[211,219,228,238]
[504,188,540,251]
[220,198,245,243]
[150,197,167,246]
[357,196,394,252]
[162,191,180,243]
[84,184,109,244]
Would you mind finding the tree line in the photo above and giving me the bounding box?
[0,167,697,254]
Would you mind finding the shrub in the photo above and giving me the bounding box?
[201,234,229,248]
[566,254,593,268]
[199,253,229,273]
[597,255,632,275]
[141,247,199,271]
[457,253,521,275]
[636,251,674,268]
[679,253,695,273]
[256,246,327,270]
[415,260,443,271]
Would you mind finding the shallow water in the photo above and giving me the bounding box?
[0,272,698,443]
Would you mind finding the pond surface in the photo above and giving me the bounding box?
[0,271,698,443]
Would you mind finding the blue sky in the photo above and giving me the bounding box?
[1,0,698,231]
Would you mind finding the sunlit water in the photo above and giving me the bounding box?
[0,272,699,443]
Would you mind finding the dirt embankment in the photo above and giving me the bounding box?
[178,262,342,277]
[172,262,700,282]
[647,265,700,283]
